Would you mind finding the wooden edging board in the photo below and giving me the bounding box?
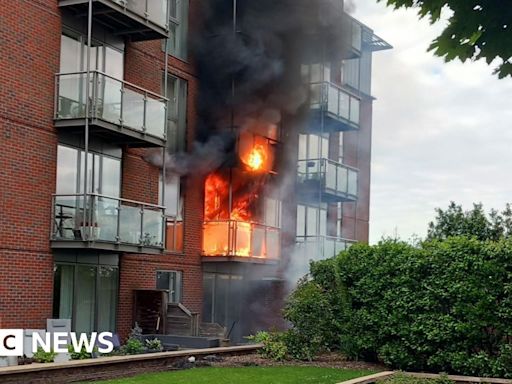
[338,371,512,384]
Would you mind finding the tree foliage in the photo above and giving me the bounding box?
[287,238,512,377]
[378,0,512,78]
[427,201,512,241]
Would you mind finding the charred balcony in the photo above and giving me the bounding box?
[58,0,170,41]
[296,235,356,261]
[297,158,358,203]
[306,81,361,133]
[55,71,167,148]
[51,193,165,254]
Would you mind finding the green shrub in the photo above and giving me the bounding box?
[122,338,145,355]
[287,237,512,377]
[32,347,57,363]
[68,345,98,360]
[249,331,288,361]
[145,338,163,352]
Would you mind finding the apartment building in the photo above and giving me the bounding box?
[0,0,389,344]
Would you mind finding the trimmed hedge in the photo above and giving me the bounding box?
[297,237,512,377]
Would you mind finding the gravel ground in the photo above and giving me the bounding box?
[207,352,386,371]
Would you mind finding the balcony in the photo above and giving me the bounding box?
[59,0,169,41]
[307,82,360,133]
[55,71,167,147]
[51,193,165,254]
[297,158,358,203]
[296,235,355,261]
[202,220,280,263]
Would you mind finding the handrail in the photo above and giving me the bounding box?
[203,219,280,231]
[55,70,168,101]
[310,81,362,101]
[297,158,359,173]
[52,193,165,210]
[297,235,357,244]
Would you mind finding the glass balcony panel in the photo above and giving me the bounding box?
[325,161,337,191]
[146,0,169,28]
[350,97,360,124]
[145,97,166,138]
[234,221,251,257]
[53,195,84,240]
[352,22,362,52]
[98,75,122,124]
[310,83,322,109]
[126,0,145,18]
[251,225,265,258]
[94,196,119,242]
[119,204,142,244]
[266,228,280,260]
[142,207,163,247]
[348,169,358,196]
[324,237,336,259]
[327,84,338,116]
[203,221,230,256]
[58,74,86,119]
[337,166,348,194]
[122,87,144,130]
[339,91,350,121]
[334,238,347,254]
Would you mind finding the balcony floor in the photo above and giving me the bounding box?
[305,109,359,134]
[296,182,358,204]
[59,0,169,41]
[55,118,166,148]
[201,256,278,265]
[51,239,164,255]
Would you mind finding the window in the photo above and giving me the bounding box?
[165,75,188,154]
[338,132,344,163]
[164,0,189,60]
[298,134,329,160]
[337,203,343,238]
[160,173,184,252]
[296,204,328,237]
[156,271,182,303]
[53,255,119,333]
[56,144,121,197]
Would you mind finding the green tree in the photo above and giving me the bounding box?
[378,0,512,78]
[427,201,512,241]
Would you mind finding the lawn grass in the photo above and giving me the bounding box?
[88,366,374,384]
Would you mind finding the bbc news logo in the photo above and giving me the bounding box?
[0,330,114,356]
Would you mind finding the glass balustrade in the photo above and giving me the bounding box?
[296,235,355,261]
[309,82,361,128]
[297,158,358,201]
[55,71,167,141]
[52,193,165,249]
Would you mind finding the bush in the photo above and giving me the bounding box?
[32,347,57,363]
[145,338,163,352]
[122,338,145,355]
[288,237,512,377]
[249,331,288,361]
[68,345,98,360]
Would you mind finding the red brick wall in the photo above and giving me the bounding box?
[0,0,61,328]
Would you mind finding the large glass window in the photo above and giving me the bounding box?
[165,75,188,154]
[164,0,189,60]
[56,144,121,197]
[298,134,329,160]
[53,258,119,333]
[297,204,328,237]
[156,270,182,303]
[160,173,184,253]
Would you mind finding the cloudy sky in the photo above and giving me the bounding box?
[352,1,512,243]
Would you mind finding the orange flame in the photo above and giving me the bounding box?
[246,145,266,171]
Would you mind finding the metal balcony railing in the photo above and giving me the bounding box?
[202,220,280,260]
[310,81,361,130]
[296,235,356,261]
[297,158,358,202]
[55,71,167,141]
[52,193,165,251]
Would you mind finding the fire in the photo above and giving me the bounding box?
[246,145,266,171]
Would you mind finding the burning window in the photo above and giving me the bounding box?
[202,128,281,260]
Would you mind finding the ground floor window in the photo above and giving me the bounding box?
[156,270,182,303]
[52,253,119,333]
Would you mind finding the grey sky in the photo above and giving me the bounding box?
[353,1,512,243]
